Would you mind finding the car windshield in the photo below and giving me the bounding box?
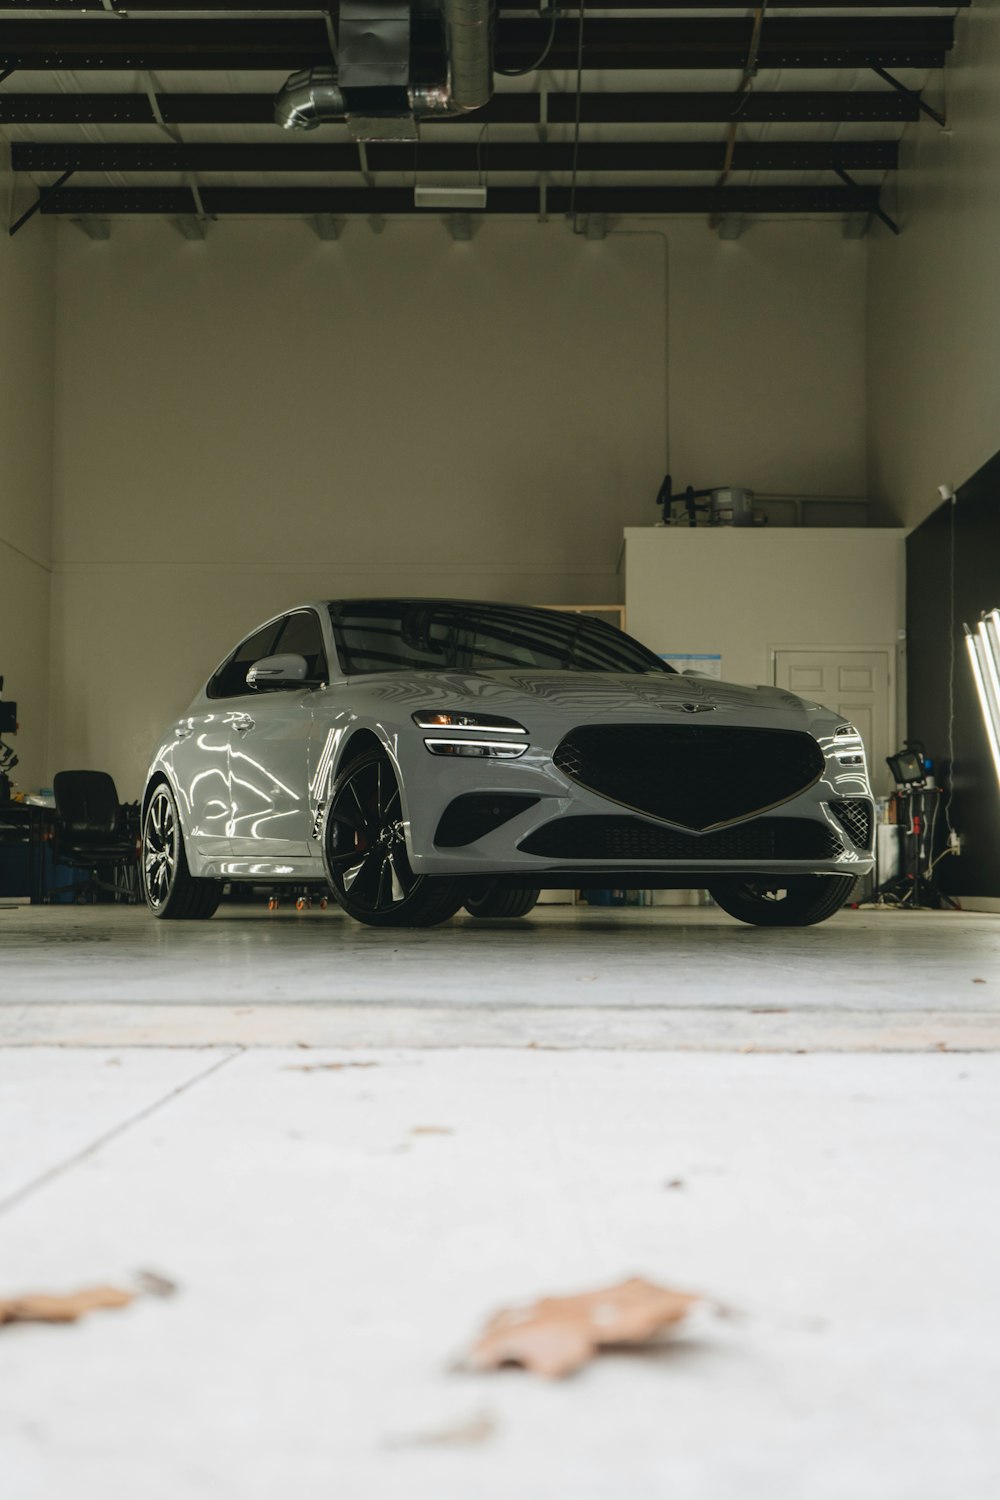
[328,601,674,677]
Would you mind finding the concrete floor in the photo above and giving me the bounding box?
[1,903,999,1498]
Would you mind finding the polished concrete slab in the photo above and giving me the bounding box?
[1,1047,998,1500]
[2,903,998,1051]
[1,904,998,1498]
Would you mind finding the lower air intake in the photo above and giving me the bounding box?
[435,792,540,848]
[829,799,874,850]
[519,816,843,862]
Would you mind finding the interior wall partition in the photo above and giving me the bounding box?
[906,448,1000,897]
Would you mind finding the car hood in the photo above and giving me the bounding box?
[350,669,828,724]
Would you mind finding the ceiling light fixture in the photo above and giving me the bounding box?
[414,185,487,210]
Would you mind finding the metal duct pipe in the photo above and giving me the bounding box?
[412,0,495,116]
[274,0,494,130]
[275,68,346,131]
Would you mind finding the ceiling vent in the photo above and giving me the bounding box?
[275,0,494,141]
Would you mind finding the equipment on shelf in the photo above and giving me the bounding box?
[655,475,761,528]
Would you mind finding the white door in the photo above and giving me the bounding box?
[773,649,893,795]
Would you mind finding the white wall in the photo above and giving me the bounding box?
[624,524,906,714]
[49,217,867,798]
[0,171,55,790]
[868,0,1000,527]
[667,222,868,499]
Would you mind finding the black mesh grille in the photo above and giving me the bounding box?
[829,799,874,851]
[434,793,540,848]
[552,724,825,830]
[519,816,843,862]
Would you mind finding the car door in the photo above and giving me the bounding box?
[171,618,284,864]
[226,610,329,859]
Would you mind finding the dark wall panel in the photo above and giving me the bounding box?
[906,448,1000,896]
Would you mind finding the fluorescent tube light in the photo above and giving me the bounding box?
[964,622,1000,792]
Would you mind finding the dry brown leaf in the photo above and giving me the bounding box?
[466,1276,699,1379]
[973,978,987,984]
[0,1286,133,1327]
[285,1061,378,1073]
[664,1178,686,1190]
[411,1125,453,1136]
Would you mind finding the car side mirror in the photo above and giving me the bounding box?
[246,653,310,690]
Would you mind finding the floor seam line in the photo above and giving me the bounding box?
[0,1048,242,1220]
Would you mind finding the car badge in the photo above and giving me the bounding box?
[681,702,717,713]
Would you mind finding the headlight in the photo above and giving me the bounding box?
[412,711,527,735]
[424,738,528,759]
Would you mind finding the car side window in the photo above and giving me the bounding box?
[274,610,329,684]
[207,620,284,700]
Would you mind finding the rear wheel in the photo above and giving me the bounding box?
[463,883,541,919]
[141,781,223,920]
[707,874,856,928]
[323,749,466,928]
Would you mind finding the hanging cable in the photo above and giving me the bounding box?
[494,4,560,77]
[567,0,586,223]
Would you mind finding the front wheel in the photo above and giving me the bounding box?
[707,874,856,928]
[322,750,466,928]
[463,883,541,919]
[141,781,223,920]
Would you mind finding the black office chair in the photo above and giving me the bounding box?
[50,770,139,903]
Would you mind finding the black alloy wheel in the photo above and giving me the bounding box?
[707,874,856,928]
[463,882,541,919]
[323,749,466,928]
[141,781,223,920]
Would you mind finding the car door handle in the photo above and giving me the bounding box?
[174,724,192,740]
[232,714,255,733]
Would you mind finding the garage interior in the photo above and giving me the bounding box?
[1,1,999,1494]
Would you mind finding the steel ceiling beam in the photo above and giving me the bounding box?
[0,0,971,7]
[0,18,954,72]
[0,91,540,125]
[549,90,921,124]
[38,184,881,216]
[12,139,900,174]
[0,89,923,127]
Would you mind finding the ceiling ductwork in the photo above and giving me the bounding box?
[274,0,495,141]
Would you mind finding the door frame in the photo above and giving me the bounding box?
[769,640,902,782]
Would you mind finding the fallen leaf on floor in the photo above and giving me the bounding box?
[465,1276,700,1379]
[411,1125,453,1136]
[134,1269,179,1299]
[664,1178,685,1190]
[972,978,987,984]
[284,1061,379,1073]
[0,1286,133,1327]
[385,1409,497,1449]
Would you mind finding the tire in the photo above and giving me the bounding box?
[707,874,856,928]
[322,749,466,928]
[141,781,223,920]
[463,883,541,919]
